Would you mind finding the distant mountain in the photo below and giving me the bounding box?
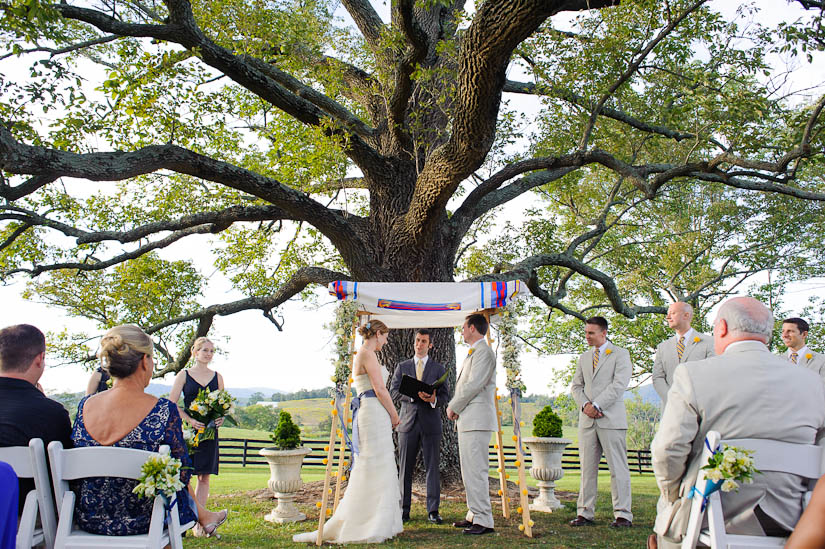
[145,384,287,400]
[625,383,660,405]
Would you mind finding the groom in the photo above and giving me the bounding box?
[447,314,496,535]
[390,328,449,524]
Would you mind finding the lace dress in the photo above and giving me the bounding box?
[71,397,197,535]
[294,367,403,544]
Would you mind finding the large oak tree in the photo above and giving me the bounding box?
[2,0,825,478]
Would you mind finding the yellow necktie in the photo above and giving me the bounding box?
[593,347,600,371]
[416,359,423,380]
[677,336,685,360]
[790,352,799,364]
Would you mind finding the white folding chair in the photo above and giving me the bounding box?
[48,441,192,549]
[0,438,57,549]
[681,430,823,549]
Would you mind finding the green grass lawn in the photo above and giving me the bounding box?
[187,470,659,548]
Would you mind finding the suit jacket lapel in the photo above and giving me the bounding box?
[681,336,695,363]
[594,346,613,378]
[457,353,472,383]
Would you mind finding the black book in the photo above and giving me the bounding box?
[399,370,449,400]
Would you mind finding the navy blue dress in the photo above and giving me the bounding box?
[182,371,220,475]
[71,397,197,535]
[94,367,110,394]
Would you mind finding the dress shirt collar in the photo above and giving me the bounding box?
[470,338,487,350]
[594,341,610,355]
[413,354,429,367]
[676,328,694,342]
[788,346,810,358]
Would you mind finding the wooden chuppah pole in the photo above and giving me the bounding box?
[333,319,358,511]
[316,312,358,545]
[483,311,510,519]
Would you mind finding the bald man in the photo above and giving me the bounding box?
[652,302,714,406]
[649,297,825,549]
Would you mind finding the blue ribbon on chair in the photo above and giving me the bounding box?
[510,387,525,455]
[350,389,376,457]
[687,438,722,511]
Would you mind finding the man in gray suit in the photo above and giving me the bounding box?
[570,316,633,527]
[390,328,449,524]
[782,317,825,380]
[649,298,825,549]
[652,302,714,405]
[447,314,496,535]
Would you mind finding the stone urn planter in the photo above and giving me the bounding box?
[523,436,572,512]
[259,446,312,523]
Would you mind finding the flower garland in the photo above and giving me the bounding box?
[498,307,526,394]
[328,300,358,391]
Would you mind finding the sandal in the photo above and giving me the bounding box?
[203,509,228,538]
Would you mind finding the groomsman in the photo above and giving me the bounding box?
[447,314,497,535]
[570,316,633,527]
[652,302,714,406]
[782,317,825,380]
[389,329,449,524]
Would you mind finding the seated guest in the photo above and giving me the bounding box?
[0,324,72,513]
[72,325,227,537]
[648,297,825,549]
[84,366,110,395]
[0,461,18,549]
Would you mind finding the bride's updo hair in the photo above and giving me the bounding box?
[98,325,152,378]
[357,319,388,340]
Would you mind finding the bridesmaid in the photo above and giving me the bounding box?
[169,337,224,531]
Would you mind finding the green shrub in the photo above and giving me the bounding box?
[532,405,563,438]
[270,410,302,449]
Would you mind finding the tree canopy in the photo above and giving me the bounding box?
[2,0,825,375]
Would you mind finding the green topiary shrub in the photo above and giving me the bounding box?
[270,410,302,450]
[532,405,563,438]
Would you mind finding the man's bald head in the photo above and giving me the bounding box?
[666,301,694,334]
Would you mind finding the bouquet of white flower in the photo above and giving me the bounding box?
[181,423,199,454]
[692,443,760,511]
[702,443,759,493]
[186,388,238,442]
[132,449,184,501]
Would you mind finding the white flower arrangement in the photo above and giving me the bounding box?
[181,423,199,454]
[702,444,759,493]
[132,451,184,500]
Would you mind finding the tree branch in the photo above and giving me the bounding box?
[387,0,429,149]
[341,0,385,52]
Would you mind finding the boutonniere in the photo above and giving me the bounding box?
[604,349,612,356]
[694,336,701,343]
[806,353,813,360]
[468,348,475,356]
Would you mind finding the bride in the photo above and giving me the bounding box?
[294,319,403,544]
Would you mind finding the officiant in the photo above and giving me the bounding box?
[390,328,450,525]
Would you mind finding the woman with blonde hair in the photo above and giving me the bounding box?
[168,336,224,526]
[71,325,227,537]
[294,319,403,544]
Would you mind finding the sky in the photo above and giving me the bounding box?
[2,1,824,396]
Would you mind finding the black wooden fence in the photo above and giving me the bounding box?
[218,438,653,474]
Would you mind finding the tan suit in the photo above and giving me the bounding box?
[448,340,497,528]
[570,343,633,521]
[788,348,825,382]
[652,331,714,405]
[651,341,825,548]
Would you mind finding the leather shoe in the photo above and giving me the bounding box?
[569,515,595,526]
[428,512,443,525]
[647,533,658,549]
[402,514,410,523]
[463,524,494,535]
[610,517,632,528]
[452,519,473,528]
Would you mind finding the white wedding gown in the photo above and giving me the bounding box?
[294,367,403,544]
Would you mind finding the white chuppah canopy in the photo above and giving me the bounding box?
[327,280,526,328]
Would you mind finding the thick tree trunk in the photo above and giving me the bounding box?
[379,327,462,487]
